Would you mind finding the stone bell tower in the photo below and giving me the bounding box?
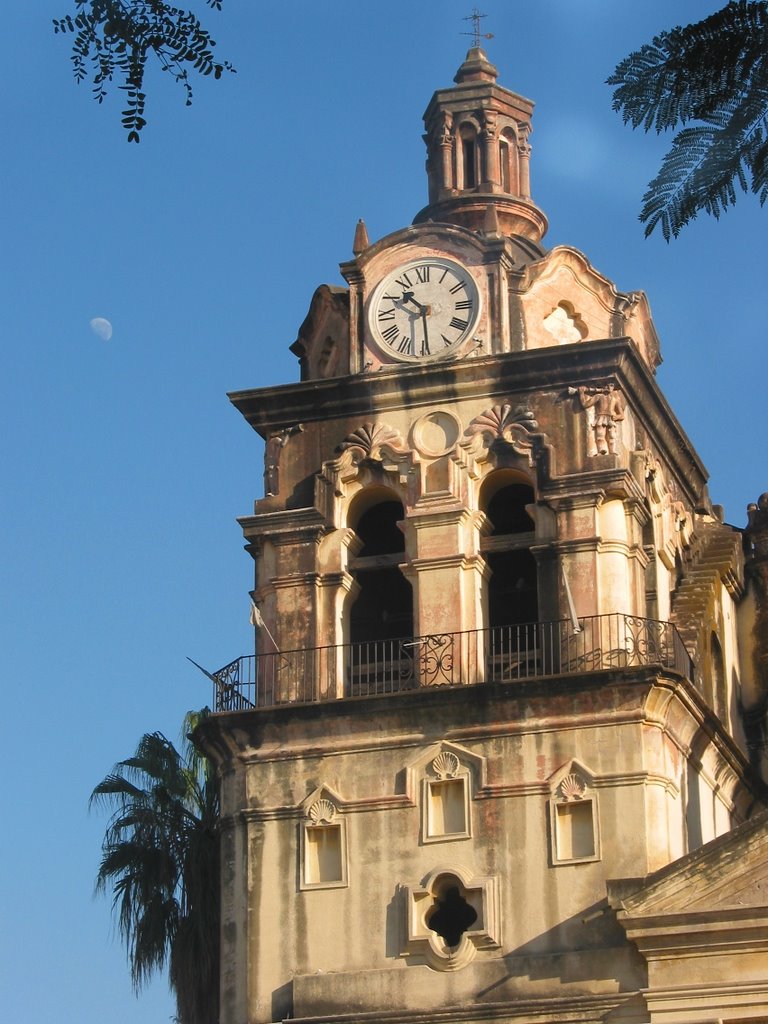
[197,47,768,1024]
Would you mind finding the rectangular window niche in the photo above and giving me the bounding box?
[301,822,348,889]
[554,800,597,862]
[425,778,470,842]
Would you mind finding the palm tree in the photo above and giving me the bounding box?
[91,711,219,1024]
[609,0,768,239]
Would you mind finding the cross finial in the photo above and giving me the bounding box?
[462,7,494,48]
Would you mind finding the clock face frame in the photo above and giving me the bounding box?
[368,257,481,363]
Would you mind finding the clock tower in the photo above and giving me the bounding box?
[198,48,768,1024]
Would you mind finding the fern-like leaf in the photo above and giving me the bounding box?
[610,1,768,237]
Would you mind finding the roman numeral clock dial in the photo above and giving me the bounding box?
[369,258,481,362]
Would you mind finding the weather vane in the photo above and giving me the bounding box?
[462,7,494,48]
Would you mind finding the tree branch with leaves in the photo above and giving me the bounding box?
[53,1,235,141]
[608,0,768,239]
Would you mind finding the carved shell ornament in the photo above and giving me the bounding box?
[336,422,408,463]
[461,404,540,463]
[431,751,460,779]
[307,799,337,824]
[558,774,587,802]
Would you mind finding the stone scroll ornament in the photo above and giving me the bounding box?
[461,403,541,465]
[568,384,625,457]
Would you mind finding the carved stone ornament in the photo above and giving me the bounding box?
[461,403,541,465]
[431,751,460,779]
[480,109,498,141]
[263,424,304,497]
[336,422,409,464]
[437,110,453,146]
[307,798,337,824]
[558,773,587,802]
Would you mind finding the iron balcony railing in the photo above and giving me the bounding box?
[210,614,693,712]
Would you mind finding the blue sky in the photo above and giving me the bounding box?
[1,3,765,1021]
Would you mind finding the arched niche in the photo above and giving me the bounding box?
[479,470,538,630]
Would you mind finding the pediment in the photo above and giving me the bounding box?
[608,811,768,916]
[521,245,660,369]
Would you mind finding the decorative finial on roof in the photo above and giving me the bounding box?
[462,7,494,49]
[353,218,370,255]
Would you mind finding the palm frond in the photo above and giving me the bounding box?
[91,714,219,1023]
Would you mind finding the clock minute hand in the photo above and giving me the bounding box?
[419,308,431,355]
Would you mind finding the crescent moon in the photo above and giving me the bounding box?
[90,317,113,341]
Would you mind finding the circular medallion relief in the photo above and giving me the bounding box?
[412,411,460,457]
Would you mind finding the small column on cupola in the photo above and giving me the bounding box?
[414,46,548,242]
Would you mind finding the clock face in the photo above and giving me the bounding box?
[369,257,481,362]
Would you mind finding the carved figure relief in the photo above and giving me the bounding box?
[569,384,625,456]
[264,424,304,496]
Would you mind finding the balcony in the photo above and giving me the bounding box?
[210,614,693,712]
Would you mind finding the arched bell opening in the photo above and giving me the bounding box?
[346,489,414,694]
[479,471,540,678]
[479,472,538,629]
[498,128,518,195]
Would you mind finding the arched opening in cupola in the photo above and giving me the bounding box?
[499,129,517,194]
[459,123,478,190]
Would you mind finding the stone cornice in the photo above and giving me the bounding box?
[228,338,706,504]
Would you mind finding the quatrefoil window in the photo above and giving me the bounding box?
[427,884,478,947]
